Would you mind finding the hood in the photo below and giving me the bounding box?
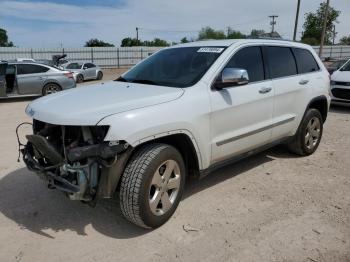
[331,70,350,82]
[26,81,184,125]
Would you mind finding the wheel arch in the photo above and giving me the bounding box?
[305,95,329,122]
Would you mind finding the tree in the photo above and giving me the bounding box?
[121,37,169,47]
[0,28,14,47]
[198,27,226,40]
[227,28,246,39]
[249,29,266,38]
[121,37,141,47]
[301,2,340,45]
[339,36,350,45]
[84,38,114,47]
[180,37,189,43]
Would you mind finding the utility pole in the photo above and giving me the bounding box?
[319,0,330,58]
[136,27,139,42]
[269,15,278,33]
[293,0,301,41]
[332,24,336,45]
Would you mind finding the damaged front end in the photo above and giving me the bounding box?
[19,120,130,203]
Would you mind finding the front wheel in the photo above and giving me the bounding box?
[287,108,323,156]
[119,143,186,229]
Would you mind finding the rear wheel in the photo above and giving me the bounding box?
[42,83,62,95]
[76,74,84,83]
[97,71,103,80]
[119,143,186,228]
[287,108,323,156]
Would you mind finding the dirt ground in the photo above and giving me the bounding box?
[0,69,350,262]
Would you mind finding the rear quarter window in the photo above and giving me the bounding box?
[292,48,320,74]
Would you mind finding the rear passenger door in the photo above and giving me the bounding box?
[16,64,49,95]
[210,46,274,164]
[268,46,319,140]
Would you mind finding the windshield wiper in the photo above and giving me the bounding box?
[131,79,158,85]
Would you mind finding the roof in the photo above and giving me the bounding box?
[171,39,313,49]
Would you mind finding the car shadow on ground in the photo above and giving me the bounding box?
[330,104,350,114]
[0,146,292,239]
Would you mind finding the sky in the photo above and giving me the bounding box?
[0,0,349,48]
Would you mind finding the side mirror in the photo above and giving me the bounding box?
[214,68,249,90]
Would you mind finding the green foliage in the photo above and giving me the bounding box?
[301,2,340,45]
[0,28,14,47]
[227,27,246,39]
[180,37,189,43]
[250,29,266,38]
[198,27,226,40]
[339,36,350,45]
[84,38,114,47]
[121,37,169,47]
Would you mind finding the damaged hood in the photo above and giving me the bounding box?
[26,81,184,125]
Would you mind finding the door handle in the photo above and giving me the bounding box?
[299,80,309,85]
[259,87,272,94]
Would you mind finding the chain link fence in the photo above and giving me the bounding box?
[0,47,162,68]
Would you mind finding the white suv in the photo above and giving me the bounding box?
[21,39,330,228]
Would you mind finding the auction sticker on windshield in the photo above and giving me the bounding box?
[197,47,224,53]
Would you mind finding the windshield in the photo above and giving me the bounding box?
[66,63,82,69]
[340,60,350,71]
[117,47,226,87]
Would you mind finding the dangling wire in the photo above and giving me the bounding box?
[15,122,33,162]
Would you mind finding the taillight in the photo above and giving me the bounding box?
[64,72,74,79]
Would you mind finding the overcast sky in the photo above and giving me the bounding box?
[0,0,349,47]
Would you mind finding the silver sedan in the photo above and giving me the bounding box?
[64,62,103,83]
[0,62,76,98]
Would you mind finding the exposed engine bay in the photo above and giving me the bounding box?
[19,120,130,202]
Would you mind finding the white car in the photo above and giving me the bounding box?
[64,62,103,83]
[21,39,330,228]
[330,59,350,105]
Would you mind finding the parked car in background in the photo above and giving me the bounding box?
[327,59,348,74]
[0,62,76,98]
[330,59,350,105]
[63,62,103,83]
[22,39,330,229]
[16,58,36,63]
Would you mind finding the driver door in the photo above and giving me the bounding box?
[210,46,274,164]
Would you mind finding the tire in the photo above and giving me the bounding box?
[42,83,62,96]
[97,71,103,80]
[120,143,186,229]
[287,108,323,156]
[76,74,84,83]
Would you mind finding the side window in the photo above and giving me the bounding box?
[85,63,95,68]
[16,64,49,75]
[292,48,320,74]
[267,47,297,79]
[225,46,265,83]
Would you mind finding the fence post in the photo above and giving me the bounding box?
[141,48,143,60]
[30,49,33,59]
[340,46,343,58]
[91,48,94,63]
[117,48,120,68]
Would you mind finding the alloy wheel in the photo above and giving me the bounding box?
[149,160,181,216]
[305,116,321,150]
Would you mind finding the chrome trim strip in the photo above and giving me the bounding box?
[216,116,295,146]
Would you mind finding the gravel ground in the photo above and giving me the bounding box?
[0,71,349,262]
